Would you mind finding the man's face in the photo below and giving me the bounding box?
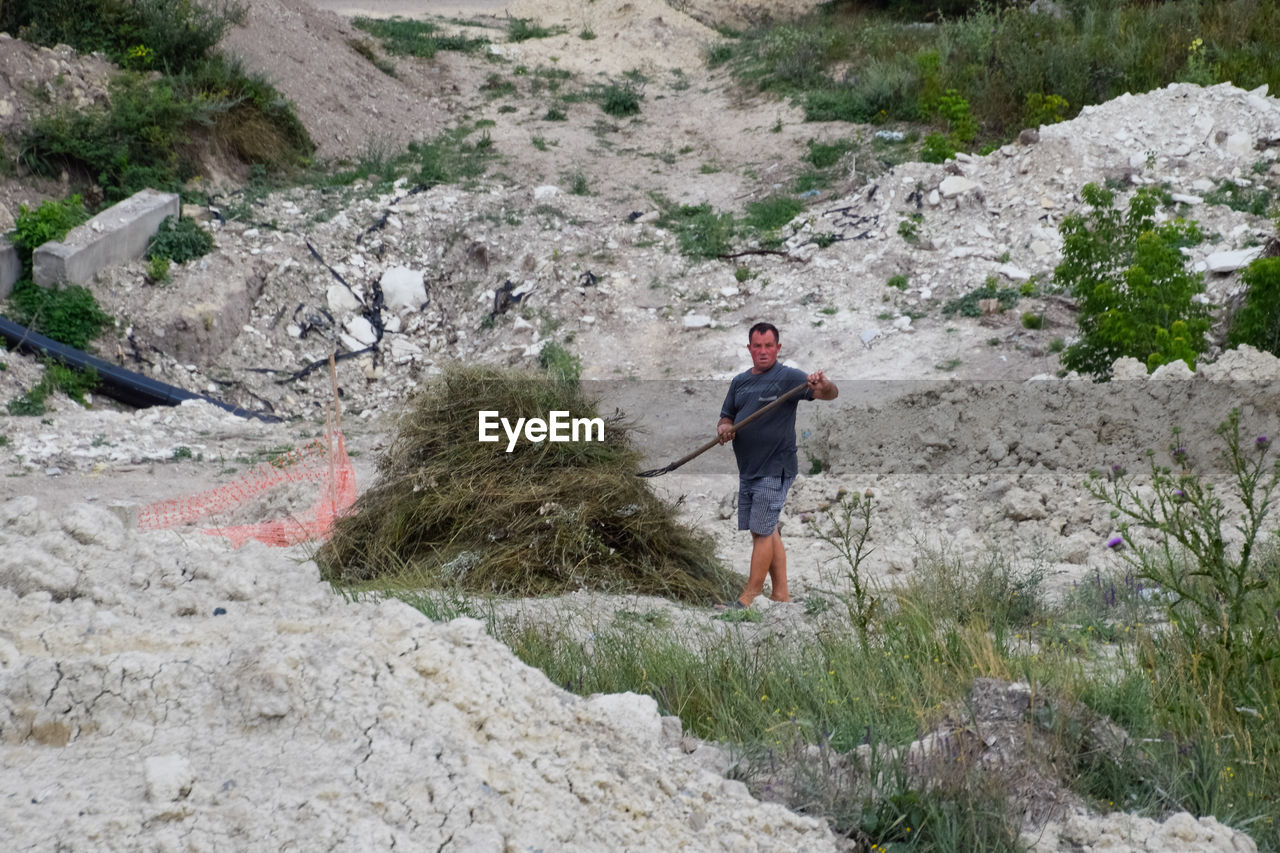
[747,330,780,373]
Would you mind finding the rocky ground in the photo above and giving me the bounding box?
[2,0,1280,850]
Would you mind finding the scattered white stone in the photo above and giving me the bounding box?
[326,283,361,314]
[682,313,712,329]
[1205,247,1264,273]
[343,316,378,346]
[380,266,427,313]
[939,176,978,198]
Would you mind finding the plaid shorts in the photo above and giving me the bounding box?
[737,473,795,535]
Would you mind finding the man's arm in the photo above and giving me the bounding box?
[807,370,838,401]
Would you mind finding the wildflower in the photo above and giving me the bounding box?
[1172,445,1188,463]
[1257,436,1270,450]
[1106,536,1124,549]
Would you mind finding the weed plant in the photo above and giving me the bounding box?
[507,17,559,42]
[9,195,88,275]
[6,361,98,416]
[598,82,642,118]
[941,277,1020,318]
[146,216,214,265]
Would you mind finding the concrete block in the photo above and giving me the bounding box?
[0,237,19,299]
[33,189,180,287]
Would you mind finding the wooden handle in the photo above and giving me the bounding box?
[637,381,810,477]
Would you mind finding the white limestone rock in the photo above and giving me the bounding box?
[380,266,427,313]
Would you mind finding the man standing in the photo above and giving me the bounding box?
[717,322,838,607]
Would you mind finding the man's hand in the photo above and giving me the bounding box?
[808,370,838,401]
[716,417,735,445]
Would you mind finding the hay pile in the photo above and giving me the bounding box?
[319,366,741,603]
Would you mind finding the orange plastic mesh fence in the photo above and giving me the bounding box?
[137,429,356,548]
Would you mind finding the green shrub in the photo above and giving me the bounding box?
[1023,92,1069,128]
[935,88,977,143]
[1226,256,1280,357]
[22,63,311,202]
[2,0,245,74]
[919,131,954,163]
[7,279,112,349]
[537,341,582,383]
[1055,183,1209,379]
[942,277,1020,318]
[599,82,642,117]
[146,255,171,283]
[146,215,214,264]
[1021,312,1043,329]
[887,274,908,290]
[10,195,89,274]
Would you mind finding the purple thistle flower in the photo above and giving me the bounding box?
[1106,536,1124,549]
[1172,446,1188,463]
[1257,436,1270,450]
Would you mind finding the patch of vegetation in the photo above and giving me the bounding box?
[804,138,856,169]
[1054,183,1209,378]
[6,280,113,350]
[507,17,561,42]
[567,172,590,196]
[742,195,804,232]
[652,196,736,260]
[146,215,214,264]
[352,16,488,58]
[2,0,246,75]
[22,60,312,202]
[717,0,1280,148]
[598,82,642,118]
[941,276,1020,318]
[544,105,568,121]
[4,197,112,349]
[6,361,98,416]
[1203,178,1276,217]
[1226,256,1280,358]
[887,274,909,290]
[10,195,88,275]
[409,125,498,188]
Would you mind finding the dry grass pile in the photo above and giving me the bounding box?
[318,365,740,603]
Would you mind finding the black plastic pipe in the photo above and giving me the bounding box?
[0,314,281,422]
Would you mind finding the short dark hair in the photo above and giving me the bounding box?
[748,322,779,344]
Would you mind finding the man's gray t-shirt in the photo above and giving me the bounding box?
[719,363,813,479]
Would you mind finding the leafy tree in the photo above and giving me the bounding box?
[1054,183,1210,379]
